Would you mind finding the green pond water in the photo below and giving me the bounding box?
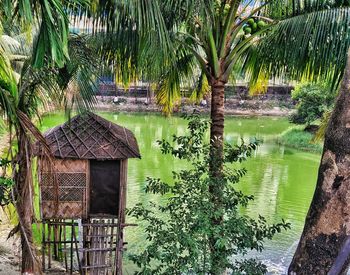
[40,112,321,274]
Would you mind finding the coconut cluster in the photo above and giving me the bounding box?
[243,18,267,35]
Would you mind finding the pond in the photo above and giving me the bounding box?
[40,112,321,274]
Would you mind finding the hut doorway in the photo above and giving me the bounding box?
[89,160,121,217]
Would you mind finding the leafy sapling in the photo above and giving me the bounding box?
[127,113,290,275]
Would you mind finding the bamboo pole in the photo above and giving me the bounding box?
[41,220,46,271]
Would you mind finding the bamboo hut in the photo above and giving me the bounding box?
[36,112,140,274]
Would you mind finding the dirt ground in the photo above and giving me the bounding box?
[0,210,21,274]
[0,210,71,274]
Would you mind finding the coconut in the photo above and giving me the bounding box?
[252,22,258,32]
[243,26,252,34]
[257,20,267,29]
[247,18,255,26]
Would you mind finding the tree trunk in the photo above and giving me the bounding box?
[289,51,350,274]
[15,129,39,274]
[209,79,226,161]
[208,78,226,275]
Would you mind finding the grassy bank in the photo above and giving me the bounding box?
[278,127,323,154]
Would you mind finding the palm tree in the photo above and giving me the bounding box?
[119,0,350,273]
[0,1,171,272]
[0,33,99,273]
[252,2,350,273]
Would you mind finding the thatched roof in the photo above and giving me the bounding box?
[38,112,140,160]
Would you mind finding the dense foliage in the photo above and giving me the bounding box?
[289,82,335,125]
[128,114,290,274]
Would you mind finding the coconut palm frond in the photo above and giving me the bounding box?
[0,35,22,54]
[249,70,269,95]
[0,52,18,122]
[265,0,350,19]
[72,0,175,86]
[32,0,69,67]
[156,48,196,115]
[0,33,32,79]
[3,0,71,68]
[156,70,182,116]
[190,72,210,104]
[159,0,195,28]
[250,7,350,86]
[56,34,99,118]
[89,31,140,86]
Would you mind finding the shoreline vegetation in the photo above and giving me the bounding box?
[277,127,323,154]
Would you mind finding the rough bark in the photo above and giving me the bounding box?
[15,129,39,274]
[208,78,226,275]
[210,79,225,150]
[289,51,350,274]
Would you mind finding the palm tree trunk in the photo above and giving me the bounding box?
[208,78,226,274]
[15,128,39,274]
[289,50,350,274]
[209,79,226,161]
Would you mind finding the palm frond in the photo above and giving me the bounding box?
[249,7,350,86]
[71,0,177,86]
[56,34,98,118]
[0,35,21,54]
[156,47,196,115]
[0,52,18,122]
[1,0,73,68]
[32,0,70,67]
[190,72,210,103]
[265,0,350,19]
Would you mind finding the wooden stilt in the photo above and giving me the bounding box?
[73,225,82,274]
[116,160,128,275]
[70,219,74,274]
[48,222,52,269]
[53,220,58,260]
[110,219,115,270]
[64,222,68,271]
[58,219,62,261]
[42,220,46,271]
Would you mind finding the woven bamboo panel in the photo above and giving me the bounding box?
[41,159,87,173]
[40,159,88,219]
[41,186,85,201]
[42,201,84,218]
[41,172,86,187]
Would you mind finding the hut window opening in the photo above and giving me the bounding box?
[41,173,87,202]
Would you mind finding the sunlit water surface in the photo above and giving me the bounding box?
[40,112,321,274]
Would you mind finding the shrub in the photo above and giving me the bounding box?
[289,82,335,125]
[278,128,323,153]
[127,113,290,274]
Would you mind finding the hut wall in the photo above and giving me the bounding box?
[39,158,89,219]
